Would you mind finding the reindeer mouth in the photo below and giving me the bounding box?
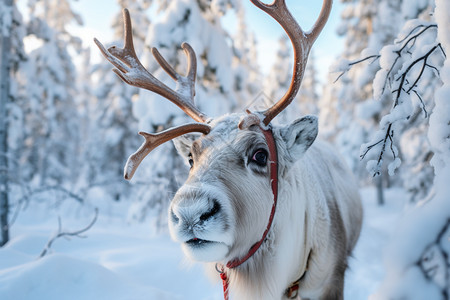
[186,238,214,247]
[182,237,229,261]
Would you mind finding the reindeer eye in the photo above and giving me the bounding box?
[250,149,268,166]
[188,153,194,168]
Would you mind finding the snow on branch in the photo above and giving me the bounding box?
[39,208,98,258]
[336,19,446,177]
[334,54,380,83]
[416,218,450,292]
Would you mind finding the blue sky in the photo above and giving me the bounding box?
[69,0,344,83]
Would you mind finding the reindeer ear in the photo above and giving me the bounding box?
[172,134,196,158]
[279,116,318,161]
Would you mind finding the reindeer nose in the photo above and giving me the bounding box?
[199,200,221,222]
[170,198,222,227]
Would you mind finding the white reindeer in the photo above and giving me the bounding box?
[95,1,363,299]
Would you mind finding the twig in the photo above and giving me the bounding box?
[334,55,380,83]
[39,208,99,258]
[397,25,437,53]
[375,123,393,177]
[17,185,85,205]
[412,90,428,118]
[360,139,383,160]
[378,25,438,98]
[403,44,441,94]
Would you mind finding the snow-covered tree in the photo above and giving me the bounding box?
[264,35,293,123]
[126,0,239,225]
[373,3,450,295]
[0,0,27,246]
[319,0,381,180]
[15,0,83,188]
[340,0,442,202]
[321,0,426,206]
[298,51,320,117]
[263,35,319,125]
[86,0,151,202]
[391,0,438,202]
[232,4,262,109]
[331,0,449,296]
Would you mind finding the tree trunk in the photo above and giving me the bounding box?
[0,0,14,247]
[375,175,384,206]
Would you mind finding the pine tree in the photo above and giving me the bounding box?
[16,0,83,188]
[232,4,262,110]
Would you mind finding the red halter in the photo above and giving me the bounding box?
[217,125,279,300]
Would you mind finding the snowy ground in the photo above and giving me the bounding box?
[0,187,407,300]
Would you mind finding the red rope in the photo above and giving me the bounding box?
[219,126,279,299]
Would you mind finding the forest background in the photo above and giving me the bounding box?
[1,0,449,298]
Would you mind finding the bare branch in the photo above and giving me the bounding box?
[360,139,383,160]
[16,185,84,205]
[334,55,380,83]
[39,208,99,258]
[403,44,441,94]
[412,90,428,118]
[397,25,437,53]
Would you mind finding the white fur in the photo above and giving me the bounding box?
[169,114,363,300]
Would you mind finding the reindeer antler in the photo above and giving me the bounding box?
[95,2,332,179]
[94,9,208,123]
[94,9,211,180]
[240,0,332,128]
[124,123,211,180]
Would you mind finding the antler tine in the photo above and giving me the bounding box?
[94,8,208,123]
[151,42,197,99]
[246,0,332,127]
[124,123,211,180]
[310,0,334,43]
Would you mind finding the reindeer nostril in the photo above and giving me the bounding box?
[199,200,221,222]
[171,209,180,224]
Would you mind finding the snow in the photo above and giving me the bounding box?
[387,157,401,176]
[401,0,430,19]
[378,45,397,70]
[372,168,450,299]
[0,200,222,300]
[431,0,450,171]
[0,187,407,299]
[0,254,172,300]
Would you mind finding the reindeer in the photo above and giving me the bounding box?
[95,0,362,299]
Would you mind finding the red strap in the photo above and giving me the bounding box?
[220,270,229,300]
[219,126,278,299]
[226,127,278,268]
